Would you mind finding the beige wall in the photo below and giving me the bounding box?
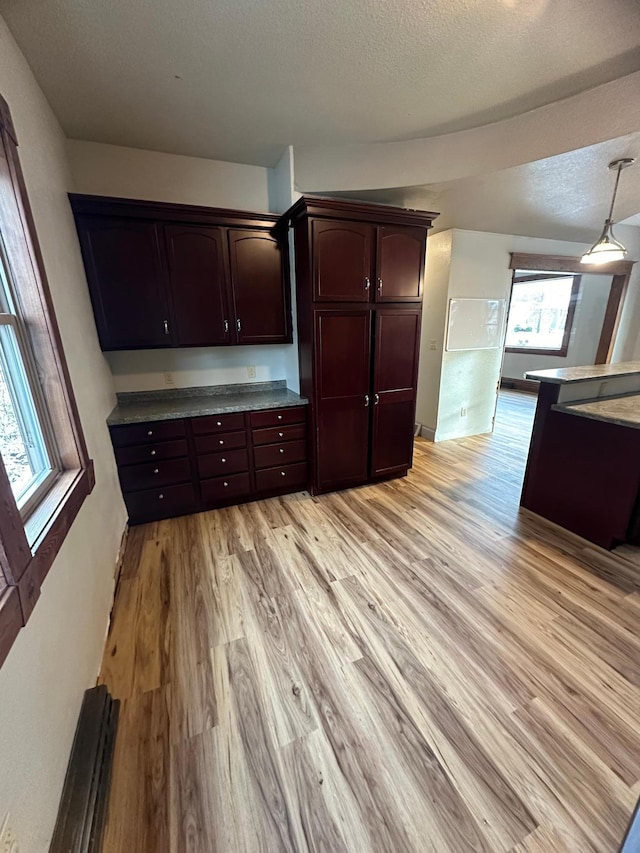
[0,17,126,853]
[66,139,302,393]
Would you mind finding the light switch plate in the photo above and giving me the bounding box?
[246,366,256,379]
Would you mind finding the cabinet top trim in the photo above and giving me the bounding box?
[68,193,280,230]
[283,195,439,228]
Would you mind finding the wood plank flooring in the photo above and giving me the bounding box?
[99,391,640,852]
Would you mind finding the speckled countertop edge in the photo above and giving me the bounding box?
[107,381,308,426]
[525,362,640,385]
[553,391,640,430]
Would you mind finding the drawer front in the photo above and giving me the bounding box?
[115,438,188,467]
[250,406,306,429]
[252,423,306,446]
[255,462,308,493]
[119,457,192,493]
[198,448,249,479]
[201,472,252,504]
[195,431,247,454]
[124,482,197,520]
[254,439,307,470]
[192,412,245,435]
[111,419,185,447]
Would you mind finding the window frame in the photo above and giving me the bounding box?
[504,272,581,358]
[0,93,94,668]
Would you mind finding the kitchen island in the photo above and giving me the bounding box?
[521,362,640,549]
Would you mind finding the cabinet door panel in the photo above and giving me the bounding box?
[312,220,374,302]
[315,309,372,490]
[165,225,230,346]
[376,225,425,302]
[76,216,171,349]
[228,231,289,344]
[371,308,421,476]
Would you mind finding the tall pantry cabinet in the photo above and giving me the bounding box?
[286,197,437,494]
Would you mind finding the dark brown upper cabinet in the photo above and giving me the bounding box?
[70,195,292,351]
[165,225,230,347]
[312,220,374,302]
[75,216,172,350]
[229,230,289,344]
[376,225,426,302]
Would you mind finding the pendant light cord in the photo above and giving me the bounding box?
[607,162,623,222]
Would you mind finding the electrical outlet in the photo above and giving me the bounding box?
[460,406,467,417]
[429,339,437,351]
[246,365,256,379]
[0,814,20,853]
[163,371,175,387]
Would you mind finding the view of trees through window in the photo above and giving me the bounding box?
[505,274,578,353]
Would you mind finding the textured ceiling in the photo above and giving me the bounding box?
[327,133,640,242]
[1,0,640,165]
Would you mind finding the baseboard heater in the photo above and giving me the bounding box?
[49,685,119,853]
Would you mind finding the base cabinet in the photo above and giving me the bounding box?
[110,405,307,524]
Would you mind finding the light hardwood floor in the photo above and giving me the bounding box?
[100,391,640,852]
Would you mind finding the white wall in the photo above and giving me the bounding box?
[501,273,612,379]
[0,17,126,853]
[418,228,640,442]
[67,139,302,393]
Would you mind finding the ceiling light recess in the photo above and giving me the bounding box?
[581,158,635,265]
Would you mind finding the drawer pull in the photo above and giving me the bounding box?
[221,457,226,463]
[281,471,286,477]
[147,429,153,436]
[158,493,164,500]
[217,421,222,426]
[150,450,156,456]
[219,440,224,445]
[278,431,283,437]
[277,414,283,420]
[279,448,284,454]
[223,481,229,487]
[153,468,159,474]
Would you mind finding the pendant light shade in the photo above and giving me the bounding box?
[581,158,635,265]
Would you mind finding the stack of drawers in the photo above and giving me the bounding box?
[110,419,196,521]
[194,412,251,504]
[108,404,308,524]
[250,407,307,491]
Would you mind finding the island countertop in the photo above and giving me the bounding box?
[525,361,640,385]
[553,392,640,430]
[107,380,308,426]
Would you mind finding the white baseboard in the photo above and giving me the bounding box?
[419,425,436,442]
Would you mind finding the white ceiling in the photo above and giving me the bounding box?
[328,133,640,242]
[1,0,640,166]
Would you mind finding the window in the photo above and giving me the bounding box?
[0,92,94,669]
[505,273,581,357]
[0,236,60,516]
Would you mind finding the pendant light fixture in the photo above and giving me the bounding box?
[581,157,635,265]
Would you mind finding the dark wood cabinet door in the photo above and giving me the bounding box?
[375,225,426,302]
[164,225,230,346]
[228,230,290,344]
[371,307,421,476]
[312,220,374,302]
[314,309,371,490]
[76,216,171,350]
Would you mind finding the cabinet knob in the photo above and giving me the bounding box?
[219,440,224,445]
[216,421,222,426]
[158,493,164,500]
[153,468,159,474]
[163,319,169,335]
[278,431,283,437]
[277,414,283,420]
[364,276,370,291]
[279,448,284,454]
[150,450,156,456]
[147,429,153,436]
[223,481,229,487]
[364,394,370,407]
[281,471,286,477]
[221,457,226,463]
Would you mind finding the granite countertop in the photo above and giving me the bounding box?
[107,380,308,426]
[525,361,640,385]
[553,392,640,430]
